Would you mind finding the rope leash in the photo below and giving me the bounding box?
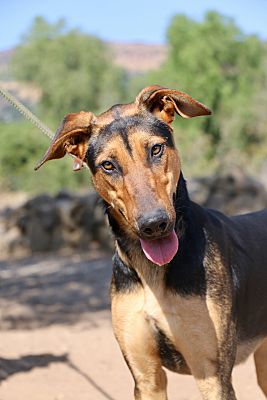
[0,86,53,139]
[0,85,89,169]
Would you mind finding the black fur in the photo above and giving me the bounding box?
[112,252,141,293]
[155,326,188,373]
[110,172,267,341]
[218,210,267,340]
[166,174,207,296]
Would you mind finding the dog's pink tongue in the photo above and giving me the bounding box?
[140,230,179,266]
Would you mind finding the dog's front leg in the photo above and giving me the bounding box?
[192,365,236,400]
[177,313,237,400]
[190,241,237,400]
[111,290,168,400]
[188,311,237,400]
[188,300,237,400]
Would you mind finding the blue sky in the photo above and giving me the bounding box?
[1,0,267,50]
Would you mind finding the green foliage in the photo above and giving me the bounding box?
[3,12,267,192]
[136,11,267,175]
[12,17,127,119]
[0,121,91,192]
[6,17,130,192]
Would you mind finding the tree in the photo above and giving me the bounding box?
[5,17,129,192]
[12,17,127,120]
[139,11,267,174]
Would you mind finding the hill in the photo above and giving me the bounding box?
[0,42,166,77]
[109,42,166,74]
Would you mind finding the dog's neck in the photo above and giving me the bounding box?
[106,173,206,294]
[174,172,191,232]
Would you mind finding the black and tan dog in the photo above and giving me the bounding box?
[35,86,267,399]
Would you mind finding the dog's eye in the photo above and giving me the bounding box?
[101,161,115,172]
[151,144,163,157]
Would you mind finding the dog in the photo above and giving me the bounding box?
[35,85,267,399]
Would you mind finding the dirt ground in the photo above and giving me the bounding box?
[0,253,265,400]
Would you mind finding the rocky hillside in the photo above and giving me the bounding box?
[0,42,166,77]
[109,42,167,74]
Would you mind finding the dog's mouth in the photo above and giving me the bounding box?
[140,230,179,266]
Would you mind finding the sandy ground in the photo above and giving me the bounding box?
[0,253,265,400]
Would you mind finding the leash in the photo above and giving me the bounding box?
[0,85,89,169]
[0,86,53,139]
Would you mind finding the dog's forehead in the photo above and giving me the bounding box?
[92,112,173,152]
[85,106,175,172]
[98,102,137,124]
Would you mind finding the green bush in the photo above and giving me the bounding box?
[0,121,92,193]
[11,17,128,119]
[130,12,267,176]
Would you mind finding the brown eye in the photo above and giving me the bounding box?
[151,144,163,157]
[101,161,115,171]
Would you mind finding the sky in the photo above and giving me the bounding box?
[1,0,267,50]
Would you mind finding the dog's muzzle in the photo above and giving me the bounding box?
[136,209,179,266]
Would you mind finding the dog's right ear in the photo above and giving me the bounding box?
[35,111,95,171]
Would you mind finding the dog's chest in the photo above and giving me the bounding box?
[141,277,218,364]
[112,254,221,372]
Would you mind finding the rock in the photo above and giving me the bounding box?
[0,171,266,259]
[18,195,63,252]
[0,190,114,258]
[189,169,267,215]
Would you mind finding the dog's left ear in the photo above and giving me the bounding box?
[136,85,212,124]
[35,111,95,171]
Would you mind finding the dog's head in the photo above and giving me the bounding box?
[35,86,211,265]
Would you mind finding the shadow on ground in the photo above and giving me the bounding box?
[0,253,113,329]
[0,353,68,381]
[0,352,117,400]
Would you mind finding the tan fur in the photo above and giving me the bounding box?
[254,338,267,396]
[204,233,236,380]
[112,289,168,400]
[93,129,180,239]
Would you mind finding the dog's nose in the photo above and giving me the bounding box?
[137,209,170,238]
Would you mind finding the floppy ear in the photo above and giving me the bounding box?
[136,85,211,124]
[35,111,95,171]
